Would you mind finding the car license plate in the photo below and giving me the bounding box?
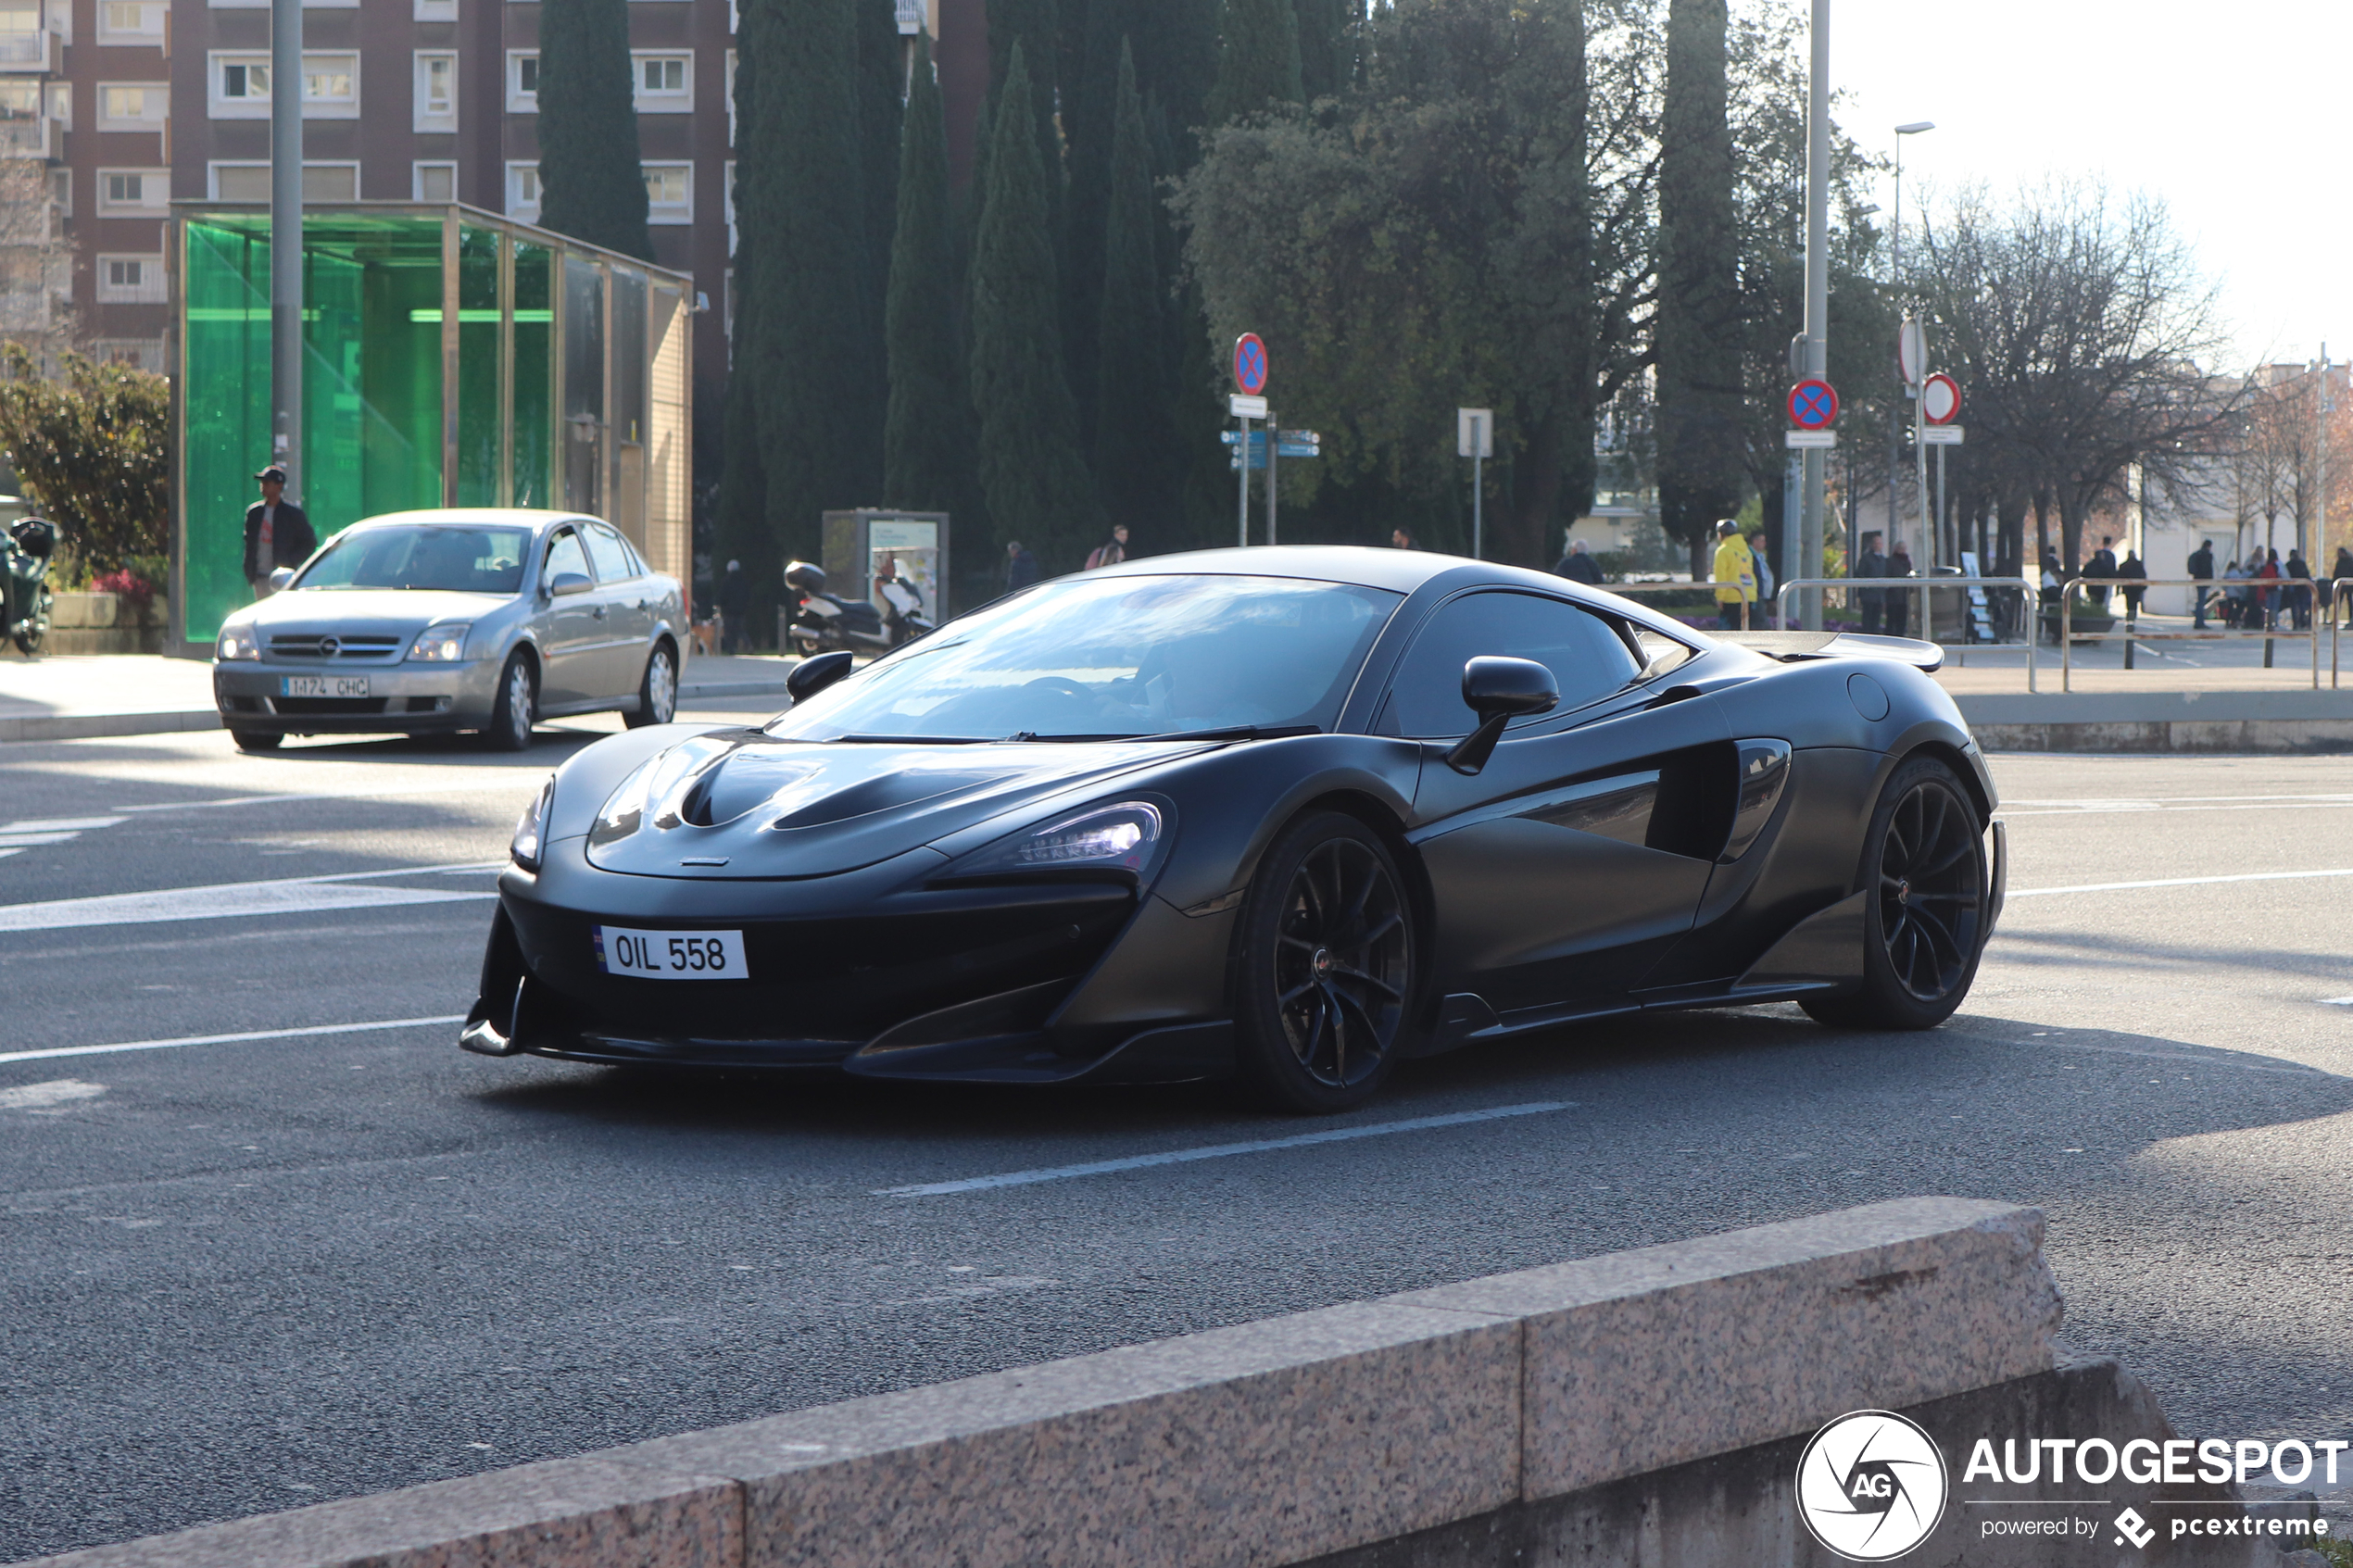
[594,925,748,981]
[281,674,370,698]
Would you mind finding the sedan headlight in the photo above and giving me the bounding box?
[945,801,1166,880]
[408,623,473,662]
[216,626,260,661]
[510,776,554,871]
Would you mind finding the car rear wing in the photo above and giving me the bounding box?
[1718,631,1945,672]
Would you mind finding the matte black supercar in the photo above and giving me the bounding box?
[460,547,2005,1111]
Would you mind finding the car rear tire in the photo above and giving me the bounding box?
[1801,756,1988,1031]
[483,651,536,752]
[1231,811,1417,1113]
[624,643,677,729]
[229,726,282,753]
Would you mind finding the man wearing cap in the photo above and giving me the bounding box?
[243,465,315,598]
[1710,519,1756,632]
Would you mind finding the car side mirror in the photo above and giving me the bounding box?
[266,566,295,594]
[785,648,855,705]
[547,571,593,598]
[1444,656,1557,775]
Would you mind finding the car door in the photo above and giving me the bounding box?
[581,522,653,698]
[535,526,603,710]
[1390,590,1733,1020]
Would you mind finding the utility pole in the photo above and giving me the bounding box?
[271,0,303,497]
[1888,122,1932,568]
[1798,0,1830,629]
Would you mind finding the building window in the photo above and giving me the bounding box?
[505,50,536,113]
[413,0,456,17]
[98,2,166,43]
[413,52,456,133]
[89,338,166,370]
[50,167,69,218]
[301,162,358,200]
[97,168,170,215]
[724,158,736,252]
[213,55,270,114]
[97,255,166,305]
[97,82,168,131]
[504,161,539,220]
[302,53,358,116]
[643,162,691,225]
[43,79,66,131]
[413,160,456,202]
[208,161,358,201]
[210,51,359,119]
[632,52,690,111]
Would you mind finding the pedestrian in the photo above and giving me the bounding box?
[2257,548,2282,628]
[2223,558,2248,628]
[1748,530,1776,614]
[2329,546,2353,621]
[1884,539,1915,637]
[1854,530,1887,634]
[2187,537,2215,629]
[1390,528,1418,550]
[2039,551,2063,644]
[1003,540,1040,593]
[2286,548,2312,631]
[1710,519,1756,632]
[2119,550,2147,621]
[243,464,315,598]
[2085,534,2118,608]
[1084,524,1130,571]
[715,558,749,653]
[1554,537,1604,585]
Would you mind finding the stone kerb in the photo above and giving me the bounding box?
[19,1198,2057,1568]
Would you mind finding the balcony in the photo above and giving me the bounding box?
[0,113,53,157]
[0,30,55,72]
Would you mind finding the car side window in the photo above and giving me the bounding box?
[584,523,636,582]
[545,529,590,583]
[1385,591,1643,738]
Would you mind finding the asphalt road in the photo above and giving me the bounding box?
[3,723,2351,1561]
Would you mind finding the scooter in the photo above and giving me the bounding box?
[3,517,56,656]
[783,560,935,655]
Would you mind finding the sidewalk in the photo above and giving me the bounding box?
[0,649,802,743]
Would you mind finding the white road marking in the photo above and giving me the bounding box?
[113,781,538,814]
[875,1101,1577,1197]
[0,860,505,933]
[2322,997,2353,1008]
[0,817,128,833]
[0,1014,468,1066]
[2009,868,2353,898]
[0,1078,107,1110]
[0,833,88,847]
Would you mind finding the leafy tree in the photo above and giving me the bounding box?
[885,35,976,516]
[535,0,653,260]
[1064,0,1140,420]
[0,345,170,576]
[969,46,1101,568]
[856,0,903,395]
[1204,0,1302,127]
[1094,42,1174,534]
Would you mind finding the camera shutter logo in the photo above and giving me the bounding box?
[1795,1410,1949,1561]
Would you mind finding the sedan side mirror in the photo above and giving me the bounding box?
[785,648,855,705]
[266,566,295,593]
[1445,656,1557,775]
[547,571,594,598]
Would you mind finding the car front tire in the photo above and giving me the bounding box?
[483,651,536,752]
[624,643,677,729]
[229,726,282,753]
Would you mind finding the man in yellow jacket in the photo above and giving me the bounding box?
[1711,519,1756,631]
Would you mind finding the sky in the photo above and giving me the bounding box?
[1829,0,2348,371]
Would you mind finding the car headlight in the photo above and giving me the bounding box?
[408,623,473,662]
[216,626,260,661]
[944,801,1166,880]
[510,776,554,871]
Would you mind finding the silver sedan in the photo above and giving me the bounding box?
[211,508,686,753]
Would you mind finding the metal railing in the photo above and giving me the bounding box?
[2057,577,2334,692]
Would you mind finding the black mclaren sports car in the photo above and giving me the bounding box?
[461,547,2005,1111]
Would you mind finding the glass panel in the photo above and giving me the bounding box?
[609,267,646,546]
[511,240,551,507]
[645,283,689,588]
[584,521,635,581]
[560,255,603,515]
[182,220,272,641]
[296,213,445,534]
[456,225,501,507]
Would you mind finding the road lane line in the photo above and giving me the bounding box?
[2008,868,2353,898]
[875,1101,1577,1197]
[113,782,537,814]
[0,861,506,933]
[1,817,128,833]
[0,1015,469,1066]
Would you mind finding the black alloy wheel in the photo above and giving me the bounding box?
[1803,757,1986,1030]
[1233,811,1416,1112]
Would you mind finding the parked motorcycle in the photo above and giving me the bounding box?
[783,560,935,655]
[3,516,56,656]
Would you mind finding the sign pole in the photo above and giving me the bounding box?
[1236,411,1251,547]
[1472,450,1483,559]
[1266,410,1278,546]
[1799,0,1831,629]
[271,0,304,500]
[1230,334,1271,547]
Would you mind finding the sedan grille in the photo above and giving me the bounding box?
[269,634,405,661]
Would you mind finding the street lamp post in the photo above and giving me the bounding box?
[1797,0,1831,630]
[1888,121,1932,571]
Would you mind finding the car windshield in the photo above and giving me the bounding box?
[294,525,533,594]
[769,573,1402,742]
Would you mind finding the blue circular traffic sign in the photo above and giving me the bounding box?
[1787,378,1839,430]
[1233,333,1269,396]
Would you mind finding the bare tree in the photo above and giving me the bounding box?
[0,156,73,367]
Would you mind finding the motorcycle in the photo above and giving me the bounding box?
[3,516,56,656]
[783,560,935,655]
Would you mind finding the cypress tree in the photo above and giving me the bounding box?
[535,0,653,259]
[969,46,1101,568]
[1063,0,1139,424]
[885,35,975,515]
[987,0,1065,245]
[1655,0,1744,575]
[1095,42,1172,535]
[1293,0,1351,101]
[1135,0,1219,147]
[855,0,902,432]
[1204,0,1302,126]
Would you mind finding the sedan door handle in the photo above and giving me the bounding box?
[592,606,606,619]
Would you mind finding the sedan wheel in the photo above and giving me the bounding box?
[483,652,536,752]
[1803,757,1986,1030]
[624,644,677,729]
[1233,812,1416,1112]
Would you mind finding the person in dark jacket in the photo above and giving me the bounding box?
[1554,538,1604,585]
[2286,549,2313,630]
[2119,550,2148,621]
[1883,540,1915,637]
[2084,535,2118,608]
[242,466,315,596]
[1004,541,1040,593]
[2188,539,2215,628]
[714,558,750,653]
[1853,531,1886,633]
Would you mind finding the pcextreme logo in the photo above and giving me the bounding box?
[1796,1410,1951,1562]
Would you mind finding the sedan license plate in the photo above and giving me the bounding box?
[594,925,748,981]
[281,674,371,698]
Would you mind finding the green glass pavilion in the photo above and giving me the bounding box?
[167,204,695,654]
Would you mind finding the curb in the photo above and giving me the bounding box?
[0,709,222,744]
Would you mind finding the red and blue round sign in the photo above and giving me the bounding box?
[1787,378,1839,430]
[1233,333,1269,396]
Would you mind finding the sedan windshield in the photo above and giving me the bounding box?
[295,525,533,594]
[769,573,1402,743]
